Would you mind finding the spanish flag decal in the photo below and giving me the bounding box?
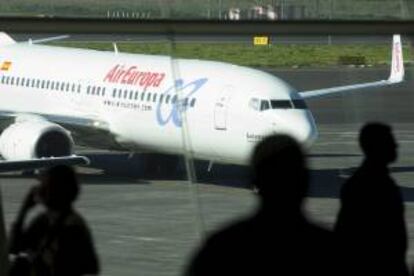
[1,61,12,71]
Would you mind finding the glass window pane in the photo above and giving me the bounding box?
[3,30,412,276]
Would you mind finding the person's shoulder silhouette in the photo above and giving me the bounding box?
[9,165,99,276]
[335,122,408,276]
[186,134,336,276]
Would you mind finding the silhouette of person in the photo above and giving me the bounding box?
[335,122,408,276]
[8,165,99,276]
[186,134,337,276]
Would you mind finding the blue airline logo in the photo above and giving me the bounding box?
[156,78,208,127]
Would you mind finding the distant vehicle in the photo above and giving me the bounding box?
[0,33,404,171]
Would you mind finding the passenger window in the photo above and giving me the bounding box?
[26,79,30,87]
[159,94,164,103]
[41,80,46,89]
[112,88,117,98]
[36,79,41,88]
[260,100,270,111]
[183,98,188,106]
[91,86,96,95]
[66,83,70,91]
[118,89,122,98]
[72,84,76,92]
[166,95,171,104]
[16,77,20,86]
[102,87,106,97]
[10,77,14,85]
[134,91,139,100]
[129,91,134,100]
[153,94,157,102]
[190,98,196,107]
[31,79,35,87]
[77,84,81,93]
[147,93,152,102]
[86,86,91,94]
[50,81,54,90]
[141,92,145,101]
[123,90,128,99]
[171,95,178,104]
[1,75,5,84]
[60,82,65,91]
[249,98,260,111]
[46,80,50,89]
[21,78,25,86]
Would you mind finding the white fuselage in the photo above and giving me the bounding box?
[0,43,317,165]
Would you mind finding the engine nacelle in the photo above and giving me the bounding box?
[0,120,74,160]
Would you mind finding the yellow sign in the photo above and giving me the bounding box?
[253,36,270,46]
[0,61,12,71]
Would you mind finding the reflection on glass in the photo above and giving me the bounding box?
[0,32,413,276]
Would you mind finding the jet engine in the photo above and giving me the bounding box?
[0,120,74,160]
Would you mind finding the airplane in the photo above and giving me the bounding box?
[0,33,404,171]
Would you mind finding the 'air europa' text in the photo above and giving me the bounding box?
[104,64,166,89]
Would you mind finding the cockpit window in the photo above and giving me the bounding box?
[250,98,307,111]
[249,98,260,111]
[292,99,308,109]
[270,100,293,109]
[260,100,270,111]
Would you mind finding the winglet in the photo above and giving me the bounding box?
[388,34,404,83]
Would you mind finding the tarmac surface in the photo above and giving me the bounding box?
[1,66,414,275]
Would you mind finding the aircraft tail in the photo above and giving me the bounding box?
[388,34,404,83]
[0,32,15,46]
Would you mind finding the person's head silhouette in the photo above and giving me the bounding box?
[251,134,308,213]
[359,122,398,166]
[38,165,79,211]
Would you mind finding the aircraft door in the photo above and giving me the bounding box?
[214,86,232,130]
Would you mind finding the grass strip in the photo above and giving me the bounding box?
[48,41,412,68]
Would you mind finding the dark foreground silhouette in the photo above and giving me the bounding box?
[186,134,338,276]
[8,165,99,276]
[335,123,409,276]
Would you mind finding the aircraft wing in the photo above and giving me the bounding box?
[43,114,123,150]
[0,112,123,172]
[0,156,89,173]
[0,111,123,151]
[27,35,70,44]
[299,35,404,99]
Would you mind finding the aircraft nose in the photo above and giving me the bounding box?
[274,110,318,148]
